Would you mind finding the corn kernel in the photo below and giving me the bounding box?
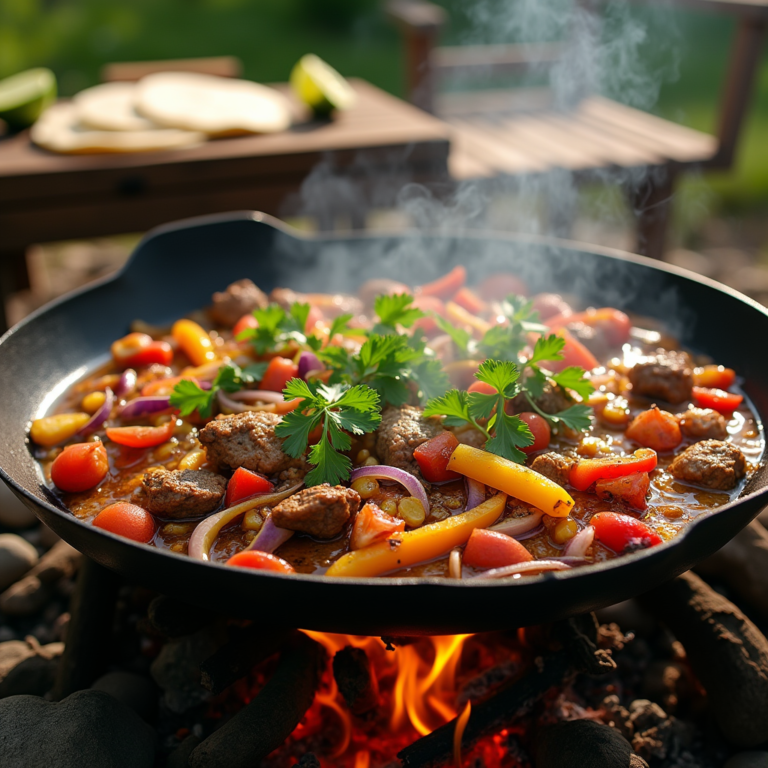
[242,509,264,532]
[552,517,578,545]
[81,391,106,415]
[364,456,380,466]
[577,437,611,457]
[153,438,179,461]
[398,497,426,528]
[351,477,379,499]
[170,541,187,553]
[445,496,463,510]
[599,397,631,427]
[381,499,398,516]
[356,449,371,464]
[429,507,450,522]
[659,505,684,520]
[178,448,207,471]
[30,413,91,447]
[162,522,194,535]
[175,421,196,436]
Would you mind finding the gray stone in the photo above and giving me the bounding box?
[0,636,63,698]
[0,574,50,616]
[0,689,156,767]
[0,482,37,529]
[0,534,37,591]
[166,735,202,768]
[726,753,768,768]
[91,671,157,723]
[38,522,61,549]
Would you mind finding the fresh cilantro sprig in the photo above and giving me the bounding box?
[169,362,267,418]
[424,360,534,464]
[372,293,425,335]
[275,380,382,486]
[238,302,324,355]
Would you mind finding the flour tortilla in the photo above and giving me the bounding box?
[74,81,157,132]
[135,72,291,136]
[31,102,205,154]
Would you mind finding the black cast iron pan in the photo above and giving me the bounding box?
[1,211,766,635]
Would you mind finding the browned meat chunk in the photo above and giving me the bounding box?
[629,351,693,404]
[678,407,728,441]
[198,411,303,476]
[530,452,576,487]
[668,440,746,490]
[272,484,361,539]
[135,469,226,519]
[452,425,486,450]
[375,405,443,479]
[209,279,268,327]
[512,377,571,415]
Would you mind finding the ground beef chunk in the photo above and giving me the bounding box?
[668,440,746,490]
[678,407,728,441]
[452,425,486,450]
[512,377,572,415]
[198,411,302,476]
[629,350,694,404]
[375,405,443,479]
[272,484,361,539]
[135,469,226,518]
[530,452,575,487]
[209,279,268,327]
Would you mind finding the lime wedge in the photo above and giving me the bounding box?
[0,68,57,130]
[290,54,356,116]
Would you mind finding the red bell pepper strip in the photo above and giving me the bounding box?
[226,551,295,574]
[463,527,533,569]
[225,468,274,508]
[569,448,657,492]
[590,511,662,553]
[105,418,177,448]
[595,472,651,511]
[414,431,462,483]
[692,386,743,413]
[260,356,299,392]
[416,265,466,300]
[111,333,173,369]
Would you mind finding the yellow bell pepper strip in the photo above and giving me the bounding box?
[325,493,507,578]
[172,319,217,366]
[446,443,574,518]
[30,413,91,446]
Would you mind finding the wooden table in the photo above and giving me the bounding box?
[0,79,450,331]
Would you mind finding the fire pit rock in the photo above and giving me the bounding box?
[0,689,155,767]
[0,636,63,698]
[0,534,37,591]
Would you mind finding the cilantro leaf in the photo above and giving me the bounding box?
[373,294,425,334]
[169,379,216,418]
[434,315,473,355]
[527,334,565,367]
[239,302,324,355]
[474,359,520,399]
[551,366,595,400]
[306,438,351,487]
[485,410,534,465]
[327,313,354,340]
[409,357,450,403]
[547,404,593,433]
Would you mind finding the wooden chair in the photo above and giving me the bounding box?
[387,0,768,259]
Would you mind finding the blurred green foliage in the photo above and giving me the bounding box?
[1,0,766,213]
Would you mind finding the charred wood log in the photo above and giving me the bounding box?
[333,646,380,715]
[148,594,217,638]
[200,625,293,694]
[189,633,327,768]
[52,557,120,699]
[637,571,768,748]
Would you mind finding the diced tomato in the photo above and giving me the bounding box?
[416,265,466,300]
[226,550,296,574]
[50,441,109,493]
[92,502,156,543]
[476,273,528,301]
[306,305,325,333]
[517,412,551,454]
[590,511,662,553]
[595,472,651,511]
[350,502,406,550]
[260,356,299,392]
[545,329,599,374]
[412,295,447,335]
[531,293,571,321]
[692,386,743,413]
[111,333,173,369]
[275,398,304,416]
[468,381,497,396]
[463,528,533,569]
[105,419,177,448]
[226,468,274,507]
[453,287,487,316]
[413,431,461,483]
[625,407,682,452]
[233,314,258,339]
[570,448,658,492]
[693,365,736,390]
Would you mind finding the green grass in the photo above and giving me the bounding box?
[1,0,766,214]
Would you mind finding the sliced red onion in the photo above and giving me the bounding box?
[465,478,485,511]
[563,525,595,558]
[298,351,322,380]
[512,523,544,541]
[349,466,430,513]
[76,387,114,436]
[218,390,279,414]
[489,511,543,538]
[199,381,213,391]
[229,390,285,404]
[119,395,172,420]
[468,559,573,580]
[246,514,294,554]
[115,369,137,397]
[189,482,303,561]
